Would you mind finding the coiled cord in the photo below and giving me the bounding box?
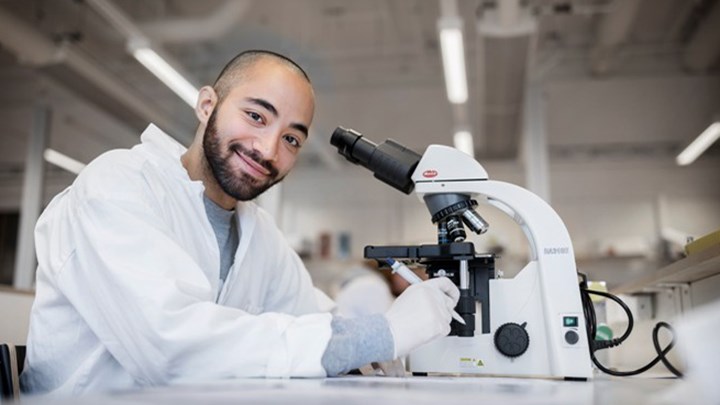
[578,273,683,377]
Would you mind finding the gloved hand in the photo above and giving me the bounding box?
[384,277,460,358]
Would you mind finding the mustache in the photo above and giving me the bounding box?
[229,143,279,178]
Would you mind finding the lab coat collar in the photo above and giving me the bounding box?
[140,123,188,161]
[138,124,205,195]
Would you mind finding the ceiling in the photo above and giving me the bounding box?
[0,0,719,171]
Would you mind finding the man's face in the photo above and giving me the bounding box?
[202,61,314,201]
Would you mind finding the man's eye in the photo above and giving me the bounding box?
[284,135,301,148]
[247,111,263,123]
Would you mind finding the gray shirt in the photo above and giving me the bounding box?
[202,194,239,284]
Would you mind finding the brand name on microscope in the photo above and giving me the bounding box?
[544,247,570,255]
[423,169,438,178]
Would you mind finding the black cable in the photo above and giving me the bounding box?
[586,288,634,346]
[578,273,683,378]
[653,322,683,377]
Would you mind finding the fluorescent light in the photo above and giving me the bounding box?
[676,122,720,166]
[453,130,474,157]
[132,47,199,108]
[44,149,86,175]
[439,27,468,104]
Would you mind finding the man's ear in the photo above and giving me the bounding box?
[195,86,218,124]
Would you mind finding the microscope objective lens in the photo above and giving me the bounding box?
[446,215,466,242]
[437,220,449,244]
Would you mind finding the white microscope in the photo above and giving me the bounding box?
[331,127,593,380]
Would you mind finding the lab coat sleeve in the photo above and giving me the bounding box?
[258,216,332,315]
[51,193,332,384]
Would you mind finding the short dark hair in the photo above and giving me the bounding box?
[212,50,311,102]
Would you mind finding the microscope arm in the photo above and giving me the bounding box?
[411,144,574,263]
[411,145,588,377]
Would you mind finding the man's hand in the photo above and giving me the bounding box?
[384,277,460,358]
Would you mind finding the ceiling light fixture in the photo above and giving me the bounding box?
[676,121,720,166]
[438,19,468,104]
[132,47,199,108]
[453,130,474,157]
[43,149,86,175]
[85,0,199,110]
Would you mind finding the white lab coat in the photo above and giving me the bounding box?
[21,124,332,395]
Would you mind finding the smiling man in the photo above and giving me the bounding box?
[185,52,313,206]
[20,50,460,395]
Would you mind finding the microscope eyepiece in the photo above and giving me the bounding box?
[330,126,422,194]
[330,127,371,164]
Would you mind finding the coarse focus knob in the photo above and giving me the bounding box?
[494,322,529,358]
[565,330,579,345]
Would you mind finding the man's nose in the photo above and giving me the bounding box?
[252,132,280,162]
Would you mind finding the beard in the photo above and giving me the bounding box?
[202,109,283,201]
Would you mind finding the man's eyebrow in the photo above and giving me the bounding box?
[246,97,309,137]
[291,123,309,138]
[246,97,278,117]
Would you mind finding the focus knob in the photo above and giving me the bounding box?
[494,322,529,358]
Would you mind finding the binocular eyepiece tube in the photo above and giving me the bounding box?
[330,127,422,194]
[330,126,490,241]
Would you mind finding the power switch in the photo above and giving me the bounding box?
[563,316,578,327]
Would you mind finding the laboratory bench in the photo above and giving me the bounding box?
[20,373,700,405]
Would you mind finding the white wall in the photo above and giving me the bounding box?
[0,288,34,344]
[314,82,452,154]
[545,75,720,146]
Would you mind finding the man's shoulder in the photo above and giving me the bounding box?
[81,148,144,182]
[72,147,166,201]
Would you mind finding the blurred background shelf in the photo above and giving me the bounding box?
[612,244,720,294]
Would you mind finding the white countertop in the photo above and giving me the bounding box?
[22,373,699,405]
